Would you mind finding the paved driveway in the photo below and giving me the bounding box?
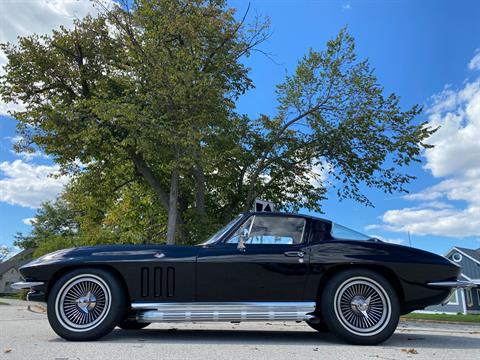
[1,300,479,360]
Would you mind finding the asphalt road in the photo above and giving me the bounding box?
[1,299,479,360]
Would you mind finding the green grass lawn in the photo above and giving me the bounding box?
[0,293,19,299]
[0,300,8,305]
[0,291,27,300]
[402,312,480,323]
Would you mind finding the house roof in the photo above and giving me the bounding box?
[0,248,34,275]
[454,246,480,264]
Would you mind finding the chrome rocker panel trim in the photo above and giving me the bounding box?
[132,302,316,323]
[427,280,477,288]
[10,281,44,290]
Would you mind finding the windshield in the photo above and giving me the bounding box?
[331,223,371,241]
[200,215,243,245]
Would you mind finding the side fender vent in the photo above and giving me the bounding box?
[140,266,175,298]
[167,266,175,297]
[154,267,163,297]
[141,267,149,297]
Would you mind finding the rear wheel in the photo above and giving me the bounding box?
[320,269,399,345]
[47,268,126,341]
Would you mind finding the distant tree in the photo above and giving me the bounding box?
[14,199,80,256]
[0,245,15,262]
[1,1,435,247]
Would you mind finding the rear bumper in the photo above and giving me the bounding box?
[427,280,477,288]
[427,280,478,306]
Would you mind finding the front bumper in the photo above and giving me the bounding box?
[10,281,44,290]
[11,281,47,302]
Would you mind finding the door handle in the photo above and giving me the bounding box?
[284,251,305,258]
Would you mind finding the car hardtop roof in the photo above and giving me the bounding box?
[240,211,331,223]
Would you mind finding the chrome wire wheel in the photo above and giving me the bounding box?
[333,276,391,336]
[55,274,112,332]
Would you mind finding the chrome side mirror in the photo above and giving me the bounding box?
[237,228,249,252]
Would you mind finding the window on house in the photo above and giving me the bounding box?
[447,290,458,305]
[477,289,480,305]
[451,252,463,262]
[466,289,474,307]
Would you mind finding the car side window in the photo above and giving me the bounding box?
[225,216,254,244]
[226,216,306,245]
[310,220,332,242]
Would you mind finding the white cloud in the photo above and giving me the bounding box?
[380,206,480,237]
[0,0,105,114]
[468,49,480,71]
[4,135,50,160]
[0,159,68,208]
[4,135,23,144]
[10,149,49,161]
[342,4,352,10]
[423,80,480,177]
[308,159,334,188]
[22,217,36,226]
[0,0,101,45]
[369,51,480,238]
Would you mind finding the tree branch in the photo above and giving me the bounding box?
[128,150,169,210]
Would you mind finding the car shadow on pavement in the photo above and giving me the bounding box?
[58,328,480,349]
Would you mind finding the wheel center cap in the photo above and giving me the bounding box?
[77,292,96,312]
[350,296,368,313]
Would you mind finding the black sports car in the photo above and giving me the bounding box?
[13,211,475,345]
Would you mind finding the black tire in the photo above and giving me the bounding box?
[47,268,126,341]
[118,319,150,330]
[306,318,330,332]
[320,269,399,345]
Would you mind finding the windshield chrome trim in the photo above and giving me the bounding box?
[200,214,244,246]
[247,215,255,238]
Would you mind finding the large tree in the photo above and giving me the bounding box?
[1,0,268,244]
[1,1,434,248]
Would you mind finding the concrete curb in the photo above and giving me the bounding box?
[400,317,480,326]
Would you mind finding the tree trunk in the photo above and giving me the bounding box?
[166,167,179,245]
[193,164,206,220]
[129,150,170,210]
[243,187,256,212]
[128,148,182,244]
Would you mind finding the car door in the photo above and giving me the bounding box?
[196,214,311,301]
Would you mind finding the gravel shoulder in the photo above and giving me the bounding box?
[1,299,479,360]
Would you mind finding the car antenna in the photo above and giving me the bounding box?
[407,231,413,248]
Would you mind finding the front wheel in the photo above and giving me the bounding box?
[47,268,126,341]
[320,269,399,345]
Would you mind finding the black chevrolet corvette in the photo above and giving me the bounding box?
[13,212,475,345]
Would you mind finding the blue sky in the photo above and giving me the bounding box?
[1,0,480,255]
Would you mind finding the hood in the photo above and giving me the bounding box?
[21,244,198,270]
